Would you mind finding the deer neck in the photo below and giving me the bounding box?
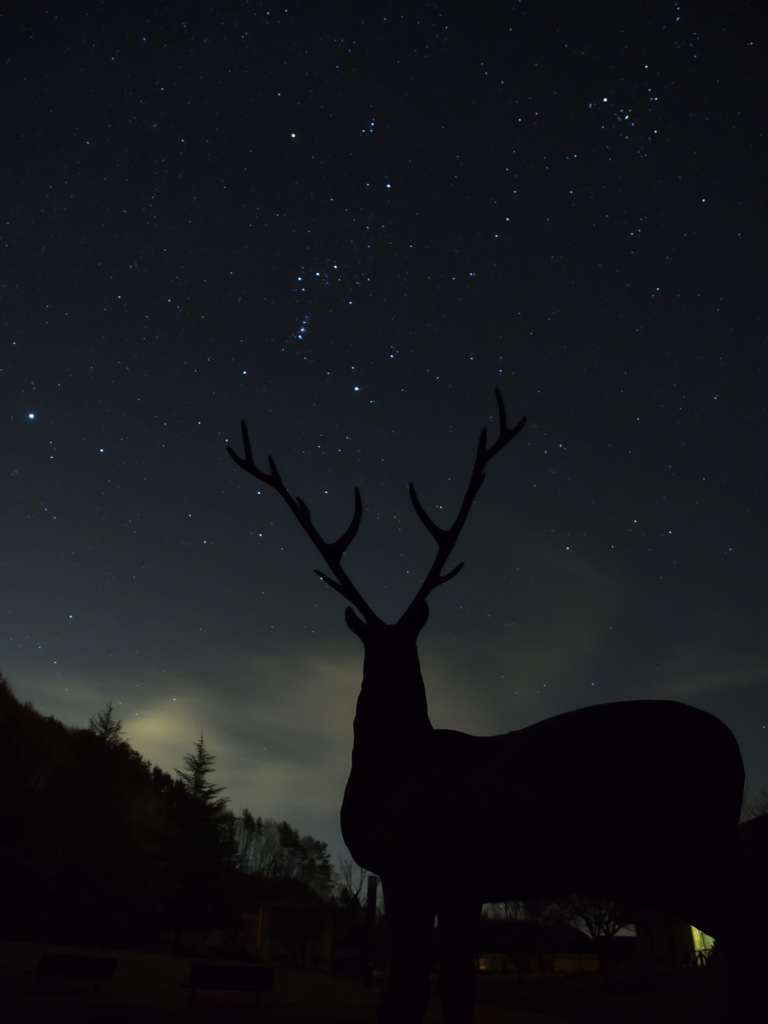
[351,638,433,761]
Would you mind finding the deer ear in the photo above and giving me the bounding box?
[345,606,367,639]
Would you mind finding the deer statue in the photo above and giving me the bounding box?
[228,392,759,1023]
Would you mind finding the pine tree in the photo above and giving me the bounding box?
[88,701,124,745]
[171,735,235,940]
[175,734,228,814]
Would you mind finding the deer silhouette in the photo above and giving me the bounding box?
[228,392,755,1023]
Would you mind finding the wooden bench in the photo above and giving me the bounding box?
[180,962,275,1003]
[32,952,118,993]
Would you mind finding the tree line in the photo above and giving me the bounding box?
[0,674,340,951]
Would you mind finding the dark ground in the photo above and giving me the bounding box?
[0,941,733,1023]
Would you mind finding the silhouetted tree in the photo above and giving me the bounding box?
[176,733,228,815]
[334,856,377,965]
[521,893,630,986]
[742,786,768,821]
[232,814,333,897]
[1,678,337,952]
[169,735,236,945]
[336,856,370,910]
[88,701,124,745]
[483,901,528,922]
[233,807,259,872]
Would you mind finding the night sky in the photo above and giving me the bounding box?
[3,1,766,859]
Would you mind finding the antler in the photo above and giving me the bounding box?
[403,389,526,620]
[228,391,525,627]
[226,422,379,624]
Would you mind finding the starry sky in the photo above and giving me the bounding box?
[3,1,767,859]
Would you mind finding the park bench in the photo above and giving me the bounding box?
[180,962,275,1003]
[32,952,118,993]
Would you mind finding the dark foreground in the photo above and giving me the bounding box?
[0,941,732,1023]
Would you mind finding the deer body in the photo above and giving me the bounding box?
[345,694,743,916]
[228,394,756,1023]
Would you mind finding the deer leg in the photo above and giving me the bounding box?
[708,846,768,1024]
[437,898,481,1024]
[377,880,435,1024]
